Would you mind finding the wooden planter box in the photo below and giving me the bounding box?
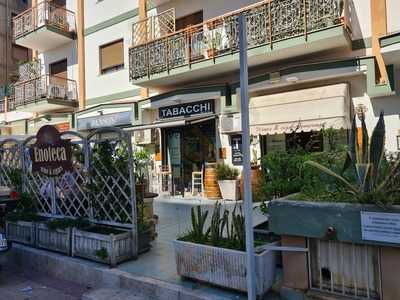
[173,240,278,297]
[36,222,71,255]
[72,226,134,266]
[5,220,35,246]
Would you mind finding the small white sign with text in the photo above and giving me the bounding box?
[361,211,400,244]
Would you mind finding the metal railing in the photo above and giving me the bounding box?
[129,0,349,81]
[13,0,76,40]
[308,239,381,299]
[11,74,78,107]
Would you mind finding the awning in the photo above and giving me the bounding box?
[249,83,351,135]
[124,114,216,132]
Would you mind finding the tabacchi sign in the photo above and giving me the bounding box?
[30,125,73,177]
[159,100,214,119]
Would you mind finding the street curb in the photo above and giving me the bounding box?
[4,243,233,300]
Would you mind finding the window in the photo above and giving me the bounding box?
[12,44,29,62]
[134,102,139,121]
[99,39,124,75]
[397,136,400,150]
[175,11,203,31]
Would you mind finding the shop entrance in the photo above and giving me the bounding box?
[162,119,216,196]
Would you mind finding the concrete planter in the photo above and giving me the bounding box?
[269,199,400,247]
[5,220,35,246]
[217,180,240,200]
[36,222,71,255]
[72,226,134,267]
[173,240,277,297]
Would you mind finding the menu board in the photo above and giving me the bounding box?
[231,135,243,166]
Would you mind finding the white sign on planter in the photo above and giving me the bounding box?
[361,211,400,244]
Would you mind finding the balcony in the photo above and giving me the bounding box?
[10,74,78,113]
[129,0,351,87]
[13,1,76,52]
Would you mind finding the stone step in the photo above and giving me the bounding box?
[82,288,152,300]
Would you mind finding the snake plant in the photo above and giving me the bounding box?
[305,112,400,204]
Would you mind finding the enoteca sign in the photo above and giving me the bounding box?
[30,125,73,177]
[159,100,214,119]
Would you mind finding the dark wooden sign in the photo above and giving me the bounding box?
[30,125,73,177]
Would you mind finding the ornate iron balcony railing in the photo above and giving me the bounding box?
[129,0,349,81]
[10,75,78,108]
[13,0,76,40]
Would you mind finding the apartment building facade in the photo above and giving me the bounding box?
[2,0,399,196]
[0,0,30,132]
[0,0,83,136]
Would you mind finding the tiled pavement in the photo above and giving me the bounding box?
[118,197,282,300]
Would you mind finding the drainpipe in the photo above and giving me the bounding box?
[139,0,149,99]
[31,0,38,60]
[77,0,86,110]
[6,0,9,85]
[370,0,388,84]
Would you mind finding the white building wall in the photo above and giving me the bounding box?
[156,0,260,21]
[350,0,372,41]
[85,18,141,102]
[84,0,139,28]
[386,0,400,33]
[350,72,400,153]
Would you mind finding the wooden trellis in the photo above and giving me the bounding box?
[0,128,137,234]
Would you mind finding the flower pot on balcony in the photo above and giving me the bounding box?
[207,48,218,58]
[218,180,240,200]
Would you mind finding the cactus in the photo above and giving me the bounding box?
[189,206,210,243]
[305,112,400,205]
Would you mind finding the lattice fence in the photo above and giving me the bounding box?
[0,128,137,229]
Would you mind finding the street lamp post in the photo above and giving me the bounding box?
[239,13,257,300]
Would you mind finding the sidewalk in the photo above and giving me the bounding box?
[118,197,278,299]
[0,269,87,300]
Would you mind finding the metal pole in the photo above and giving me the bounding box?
[239,13,257,300]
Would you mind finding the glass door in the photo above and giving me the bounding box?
[167,130,184,196]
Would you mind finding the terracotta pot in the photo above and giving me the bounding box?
[240,166,262,201]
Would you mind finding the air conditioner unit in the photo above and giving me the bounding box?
[48,84,66,99]
[135,129,152,144]
[220,114,242,133]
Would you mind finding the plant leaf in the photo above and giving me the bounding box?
[361,115,369,163]
[369,112,385,186]
[305,161,359,194]
[355,163,371,192]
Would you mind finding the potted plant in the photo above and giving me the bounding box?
[36,217,88,255]
[269,113,400,299]
[71,217,152,267]
[216,163,240,200]
[203,25,222,58]
[174,203,278,297]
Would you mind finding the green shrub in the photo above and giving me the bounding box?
[216,163,239,180]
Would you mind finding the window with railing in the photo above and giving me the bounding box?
[12,0,76,40]
[129,0,349,80]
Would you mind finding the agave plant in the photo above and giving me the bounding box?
[305,112,400,205]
